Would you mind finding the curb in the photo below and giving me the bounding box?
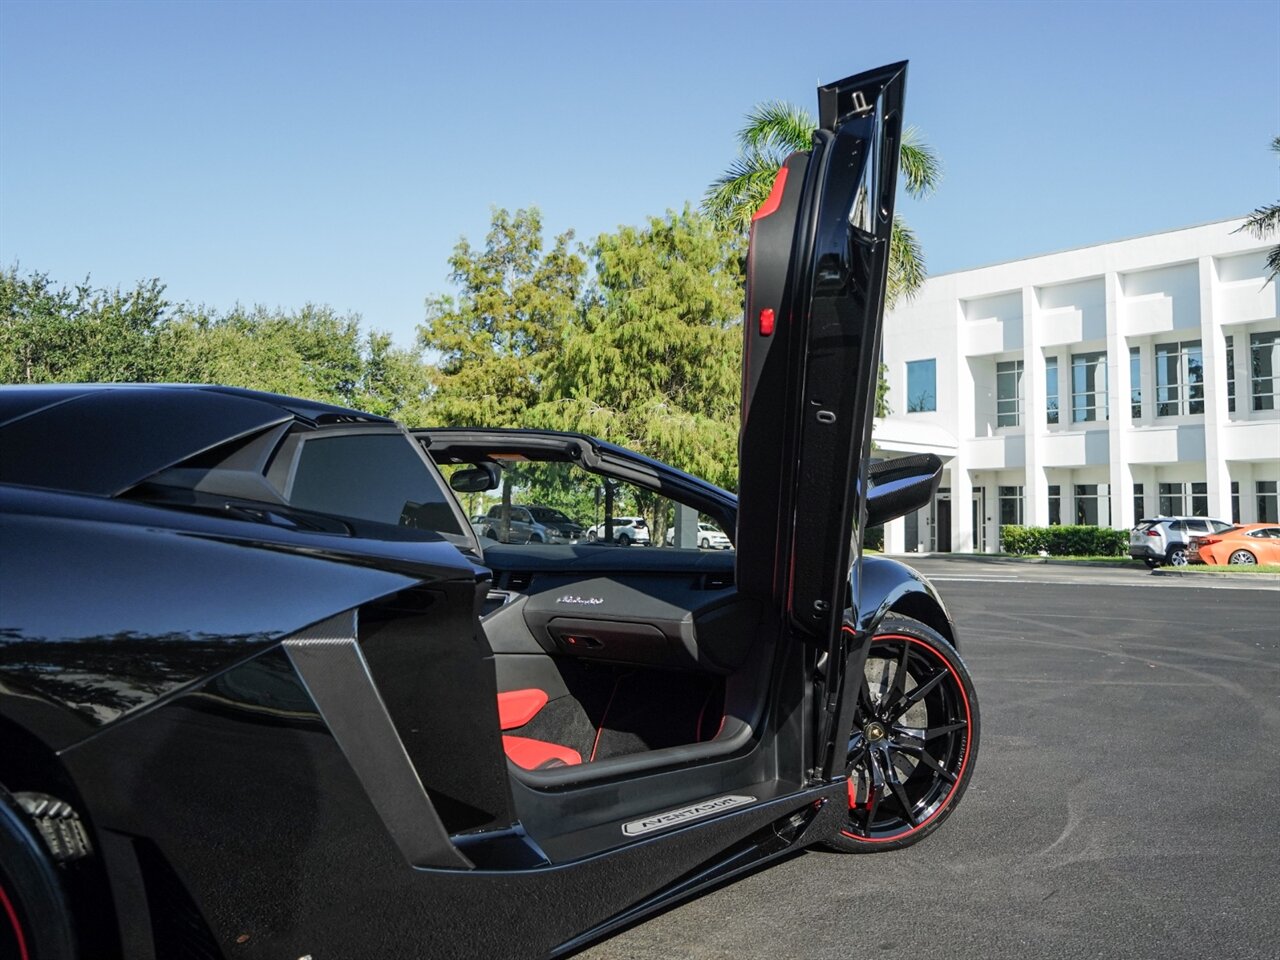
[885,554,1139,569]
[1150,568,1280,582]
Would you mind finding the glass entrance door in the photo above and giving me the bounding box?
[932,489,951,552]
[972,489,986,553]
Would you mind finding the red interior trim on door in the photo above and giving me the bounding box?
[752,167,789,221]
[496,688,549,730]
[502,735,582,770]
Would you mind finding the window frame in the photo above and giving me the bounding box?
[1070,351,1108,424]
[1154,339,1204,417]
[1045,356,1060,425]
[906,358,938,413]
[997,484,1024,526]
[996,359,1024,428]
[1251,332,1280,412]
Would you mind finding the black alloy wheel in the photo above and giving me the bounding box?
[0,791,78,960]
[825,615,979,853]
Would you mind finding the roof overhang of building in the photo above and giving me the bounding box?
[871,417,959,459]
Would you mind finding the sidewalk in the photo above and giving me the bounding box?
[881,552,1280,585]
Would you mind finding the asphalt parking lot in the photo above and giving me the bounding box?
[580,562,1280,960]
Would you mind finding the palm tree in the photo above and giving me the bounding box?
[1235,136,1280,283]
[704,100,941,307]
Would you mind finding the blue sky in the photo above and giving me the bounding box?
[2,0,1277,347]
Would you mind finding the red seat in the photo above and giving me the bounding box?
[496,688,580,769]
[501,735,582,770]
[496,688,549,730]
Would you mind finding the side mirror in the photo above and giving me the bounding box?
[865,454,943,528]
[449,462,501,494]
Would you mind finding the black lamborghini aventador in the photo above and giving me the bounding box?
[0,62,979,960]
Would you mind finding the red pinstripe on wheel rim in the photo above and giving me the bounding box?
[0,882,31,960]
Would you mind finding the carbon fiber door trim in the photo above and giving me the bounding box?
[284,611,473,869]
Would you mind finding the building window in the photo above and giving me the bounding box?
[998,485,1024,525]
[1226,335,1236,414]
[996,360,1023,427]
[1074,484,1110,526]
[1133,482,1144,521]
[1046,357,1059,425]
[1071,352,1108,423]
[1259,480,1279,523]
[1155,340,1204,416]
[1157,481,1208,517]
[1231,481,1240,523]
[906,358,937,413]
[1252,332,1279,411]
[1048,484,1061,525]
[1130,346,1141,419]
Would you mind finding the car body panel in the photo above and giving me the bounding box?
[1195,523,1280,564]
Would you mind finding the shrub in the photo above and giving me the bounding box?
[999,524,1128,557]
[864,524,885,552]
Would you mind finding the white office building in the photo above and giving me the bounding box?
[873,217,1280,554]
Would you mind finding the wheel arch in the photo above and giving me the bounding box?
[0,717,124,959]
[855,555,958,649]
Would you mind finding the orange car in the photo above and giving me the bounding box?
[1195,523,1280,565]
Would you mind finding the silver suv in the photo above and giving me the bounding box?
[1130,516,1234,567]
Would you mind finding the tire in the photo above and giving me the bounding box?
[586,530,598,542]
[1228,549,1257,565]
[1143,557,1160,569]
[529,534,543,544]
[1166,545,1188,567]
[824,615,979,854]
[700,537,711,549]
[618,534,632,546]
[484,527,498,541]
[0,791,78,960]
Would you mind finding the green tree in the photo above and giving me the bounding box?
[534,206,744,491]
[703,100,941,310]
[0,268,172,383]
[1235,135,1280,283]
[1,266,433,420]
[418,207,587,427]
[163,303,366,404]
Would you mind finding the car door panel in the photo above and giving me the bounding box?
[737,63,908,775]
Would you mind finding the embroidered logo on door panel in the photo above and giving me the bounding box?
[621,795,756,836]
[556,595,605,605]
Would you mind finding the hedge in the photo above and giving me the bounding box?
[999,524,1129,557]
[864,524,885,551]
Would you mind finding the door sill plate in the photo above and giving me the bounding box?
[622,795,757,836]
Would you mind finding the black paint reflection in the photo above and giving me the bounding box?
[0,627,277,725]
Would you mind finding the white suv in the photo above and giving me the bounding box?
[1130,516,1234,567]
[585,516,650,545]
[664,521,732,549]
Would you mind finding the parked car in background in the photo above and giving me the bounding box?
[525,505,584,543]
[1129,516,1234,567]
[1193,523,1280,565]
[478,504,539,543]
[585,515,650,545]
[665,521,732,549]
